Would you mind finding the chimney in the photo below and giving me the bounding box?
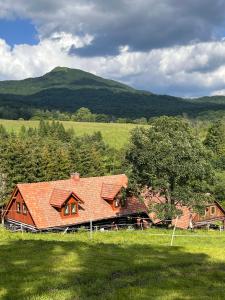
[71,172,80,181]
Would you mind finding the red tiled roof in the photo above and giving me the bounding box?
[49,188,73,208]
[49,188,83,208]
[101,183,123,200]
[15,174,147,229]
[142,189,192,229]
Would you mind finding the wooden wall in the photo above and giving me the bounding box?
[5,189,35,226]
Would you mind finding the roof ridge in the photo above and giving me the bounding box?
[17,174,127,186]
[51,187,73,192]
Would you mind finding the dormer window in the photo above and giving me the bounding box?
[64,204,69,215]
[63,202,78,216]
[49,188,84,218]
[71,203,77,214]
[115,198,120,207]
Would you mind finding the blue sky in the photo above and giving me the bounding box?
[1,0,225,97]
[0,19,38,46]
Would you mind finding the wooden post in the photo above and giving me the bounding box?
[0,208,4,226]
[63,227,69,234]
[170,216,178,246]
[90,219,93,239]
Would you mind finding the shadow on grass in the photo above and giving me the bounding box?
[0,236,225,300]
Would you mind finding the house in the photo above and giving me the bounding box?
[3,173,225,231]
[3,173,149,232]
[193,201,225,228]
[142,189,225,229]
[142,189,193,229]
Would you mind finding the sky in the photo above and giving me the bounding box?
[1,1,225,97]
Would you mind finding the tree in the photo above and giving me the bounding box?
[72,107,95,122]
[126,116,214,223]
[204,120,225,154]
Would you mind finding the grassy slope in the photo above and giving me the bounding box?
[0,119,145,149]
[0,67,136,95]
[0,228,225,300]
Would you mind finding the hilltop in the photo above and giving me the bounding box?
[0,67,136,95]
[1,67,225,119]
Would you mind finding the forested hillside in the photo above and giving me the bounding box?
[1,67,225,119]
[1,118,225,211]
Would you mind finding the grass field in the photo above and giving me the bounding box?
[0,119,146,149]
[0,227,225,300]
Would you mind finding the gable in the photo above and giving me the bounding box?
[193,201,225,223]
[49,188,83,208]
[4,187,35,226]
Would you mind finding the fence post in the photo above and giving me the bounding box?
[170,216,178,246]
[90,219,93,239]
[63,227,69,235]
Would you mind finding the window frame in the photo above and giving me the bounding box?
[210,206,216,215]
[16,202,21,214]
[71,202,77,215]
[22,203,27,215]
[114,198,120,208]
[64,204,70,216]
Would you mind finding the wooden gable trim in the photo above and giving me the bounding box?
[214,200,225,215]
[71,192,84,204]
[2,186,18,218]
[3,185,37,228]
[61,194,80,218]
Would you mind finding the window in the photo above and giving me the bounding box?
[211,206,216,215]
[115,198,120,207]
[64,204,69,215]
[16,202,21,213]
[71,203,77,214]
[23,204,27,215]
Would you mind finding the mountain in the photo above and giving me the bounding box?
[1,66,225,120]
[0,67,136,95]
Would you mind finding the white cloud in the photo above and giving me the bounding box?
[0,32,94,80]
[211,89,225,96]
[1,0,225,55]
[1,0,225,96]
[1,32,225,97]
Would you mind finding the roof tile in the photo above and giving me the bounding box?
[17,174,146,229]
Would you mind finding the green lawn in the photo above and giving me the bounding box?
[0,227,225,300]
[0,120,146,149]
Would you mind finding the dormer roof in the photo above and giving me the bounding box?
[49,188,83,208]
[101,183,123,200]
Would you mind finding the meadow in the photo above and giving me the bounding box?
[0,119,146,149]
[0,227,225,300]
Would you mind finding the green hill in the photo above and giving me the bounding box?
[0,67,136,95]
[1,66,225,119]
